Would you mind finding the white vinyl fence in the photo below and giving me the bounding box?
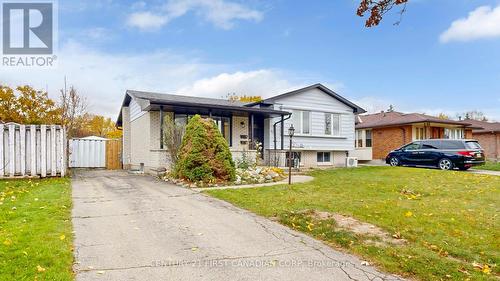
[69,138,106,168]
[0,124,66,178]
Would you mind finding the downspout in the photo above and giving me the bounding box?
[160,106,164,149]
[273,114,291,151]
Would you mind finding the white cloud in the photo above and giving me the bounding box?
[126,0,263,31]
[0,42,298,119]
[126,12,169,31]
[176,70,296,99]
[353,96,392,114]
[440,5,500,43]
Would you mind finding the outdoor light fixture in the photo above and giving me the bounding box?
[288,124,295,137]
[288,124,295,185]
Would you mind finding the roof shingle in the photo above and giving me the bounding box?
[356,111,472,129]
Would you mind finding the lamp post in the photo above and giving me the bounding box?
[288,124,295,185]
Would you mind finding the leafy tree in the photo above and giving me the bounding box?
[226,93,262,103]
[457,110,488,121]
[72,113,122,138]
[163,114,185,167]
[175,115,235,183]
[437,113,449,120]
[357,0,408,27]
[0,86,21,122]
[59,84,87,138]
[0,85,60,124]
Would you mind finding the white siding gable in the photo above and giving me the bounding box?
[129,98,146,122]
[265,88,356,151]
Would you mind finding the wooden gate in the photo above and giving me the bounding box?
[105,139,122,170]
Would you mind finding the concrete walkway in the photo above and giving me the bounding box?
[192,175,314,191]
[467,169,500,176]
[72,170,403,281]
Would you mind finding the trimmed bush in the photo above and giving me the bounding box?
[174,115,235,183]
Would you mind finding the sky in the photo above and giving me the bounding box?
[1,0,500,121]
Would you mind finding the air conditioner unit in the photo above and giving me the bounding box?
[346,157,358,168]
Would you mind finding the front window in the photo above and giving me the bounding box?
[444,128,464,139]
[317,152,331,163]
[365,130,372,147]
[291,110,310,134]
[172,114,231,144]
[324,113,341,136]
[415,127,425,140]
[325,114,331,135]
[356,130,363,148]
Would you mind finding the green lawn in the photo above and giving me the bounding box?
[206,166,499,281]
[477,161,500,171]
[0,178,73,281]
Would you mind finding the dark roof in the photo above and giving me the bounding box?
[116,90,289,126]
[247,83,366,114]
[127,90,248,108]
[356,111,474,129]
[459,119,500,133]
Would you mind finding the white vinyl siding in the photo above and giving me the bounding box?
[129,98,146,122]
[265,88,356,151]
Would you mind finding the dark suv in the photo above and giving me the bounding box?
[386,139,485,170]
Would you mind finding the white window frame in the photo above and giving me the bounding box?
[324,113,341,137]
[444,128,464,140]
[291,110,311,135]
[316,151,332,165]
[355,129,363,148]
[415,127,425,140]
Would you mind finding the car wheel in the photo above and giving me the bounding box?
[389,157,400,166]
[438,158,453,170]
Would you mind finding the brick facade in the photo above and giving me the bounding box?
[372,126,412,160]
[473,133,499,160]
[465,129,473,139]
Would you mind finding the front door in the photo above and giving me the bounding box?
[252,116,265,158]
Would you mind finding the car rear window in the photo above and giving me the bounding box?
[440,140,465,149]
[465,141,482,150]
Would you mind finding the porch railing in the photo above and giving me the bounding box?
[263,149,300,169]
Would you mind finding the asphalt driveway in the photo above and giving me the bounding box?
[72,170,403,281]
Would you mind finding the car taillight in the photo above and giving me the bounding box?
[457,151,474,157]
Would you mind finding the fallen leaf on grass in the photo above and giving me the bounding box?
[404,211,413,217]
[36,265,46,272]
[60,234,66,240]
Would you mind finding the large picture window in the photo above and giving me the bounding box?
[172,114,231,144]
[444,128,464,139]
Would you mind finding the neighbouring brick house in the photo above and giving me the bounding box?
[460,119,500,161]
[350,111,477,161]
